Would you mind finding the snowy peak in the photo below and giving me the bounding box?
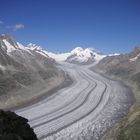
[71,47,95,58]
[27,43,43,51]
[27,43,71,61]
[66,47,106,64]
[0,34,20,53]
[71,47,84,54]
[26,43,50,58]
[0,34,26,53]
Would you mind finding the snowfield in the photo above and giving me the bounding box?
[16,62,133,140]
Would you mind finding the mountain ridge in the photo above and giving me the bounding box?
[26,44,107,64]
[0,34,66,109]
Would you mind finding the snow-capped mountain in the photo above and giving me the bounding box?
[27,43,50,59]
[66,47,106,64]
[0,34,30,54]
[0,34,22,53]
[26,43,71,62]
[26,44,106,64]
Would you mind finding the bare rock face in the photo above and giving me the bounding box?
[0,110,38,140]
[0,34,59,95]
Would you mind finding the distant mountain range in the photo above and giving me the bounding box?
[27,44,107,64]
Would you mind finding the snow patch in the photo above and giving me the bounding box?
[47,52,71,61]
[93,53,106,61]
[17,42,24,49]
[130,53,140,62]
[27,43,50,58]
[27,43,43,51]
[3,39,17,53]
[108,53,120,56]
[36,51,49,57]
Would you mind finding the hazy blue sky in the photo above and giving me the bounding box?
[0,0,140,54]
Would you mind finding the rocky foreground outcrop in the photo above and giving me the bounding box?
[0,110,38,140]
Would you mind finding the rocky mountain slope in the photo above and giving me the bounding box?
[94,46,140,88]
[92,46,140,140]
[0,35,66,109]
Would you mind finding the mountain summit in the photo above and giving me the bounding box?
[0,34,25,53]
[66,47,106,64]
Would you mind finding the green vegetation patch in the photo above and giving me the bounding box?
[116,109,140,140]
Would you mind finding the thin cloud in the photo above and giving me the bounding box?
[13,24,24,31]
[6,24,25,31]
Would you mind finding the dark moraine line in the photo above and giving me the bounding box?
[30,71,94,123]
[32,73,97,128]
[16,70,87,114]
[10,71,73,112]
[38,82,107,139]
